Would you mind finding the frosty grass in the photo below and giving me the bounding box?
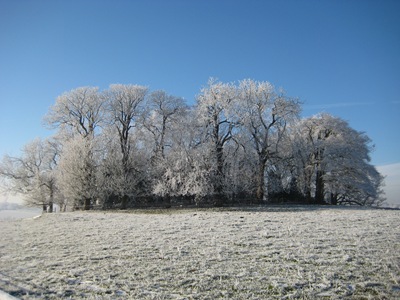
[0,206,399,299]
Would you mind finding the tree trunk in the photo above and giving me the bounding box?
[48,202,53,213]
[314,138,326,204]
[216,145,224,179]
[48,185,54,213]
[84,197,91,210]
[315,169,325,204]
[213,144,226,206]
[256,159,266,203]
[303,167,313,202]
[121,195,128,210]
[305,188,312,203]
[330,193,338,205]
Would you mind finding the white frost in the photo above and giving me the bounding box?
[0,207,399,299]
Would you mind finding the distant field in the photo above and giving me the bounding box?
[0,207,399,299]
[0,209,41,221]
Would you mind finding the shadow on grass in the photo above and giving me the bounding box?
[0,271,59,299]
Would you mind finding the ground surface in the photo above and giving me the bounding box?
[0,206,399,299]
[0,209,41,221]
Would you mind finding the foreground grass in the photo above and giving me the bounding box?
[0,206,399,299]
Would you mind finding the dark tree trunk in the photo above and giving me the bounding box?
[48,185,54,213]
[330,193,338,205]
[305,189,312,203]
[314,132,328,204]
[256,158,266,203]
[121,195,129,210]
[315,169,325,204]
[164,194,171,208]
[84,198,91,210]
[216,145,224,180]
[304,166,313,202]
[213,144,226,206]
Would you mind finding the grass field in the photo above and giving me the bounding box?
[0,206,399,299]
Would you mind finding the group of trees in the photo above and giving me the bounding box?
[0,79,385,211]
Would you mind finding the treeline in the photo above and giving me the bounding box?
[0,79,385,211]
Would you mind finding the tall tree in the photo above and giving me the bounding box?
[153,108,214,205]
[237,79,300,202]
[196,79,237,205]
[104,84,148,208]
[44,86,105,209]
[292,114,385,205]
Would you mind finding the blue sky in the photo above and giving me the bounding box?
[0,0,399,203]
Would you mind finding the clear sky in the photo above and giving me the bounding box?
[0,0,399,204]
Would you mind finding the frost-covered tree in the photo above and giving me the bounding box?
[291,114,385,206]
[97,126,152,208]
[237,79,300,202]
[103,84,148,208]
[222,139,258,203]
[135,90,189,205]
[44,86,105,138]
[142,90,187,160]
[152,108,214,205]
[195,79,238,205]
[0,138,60,212]
[45,86,105,209]
[105,84,147,165]
[56,135,101,210]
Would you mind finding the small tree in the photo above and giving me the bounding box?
[0,138,60,212]
[56,135,100,210]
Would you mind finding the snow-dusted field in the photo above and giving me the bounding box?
[0,209,41,221]
[0,207,399,299]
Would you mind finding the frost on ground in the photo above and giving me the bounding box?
[0,209,42,221]
[0,207,399,299]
